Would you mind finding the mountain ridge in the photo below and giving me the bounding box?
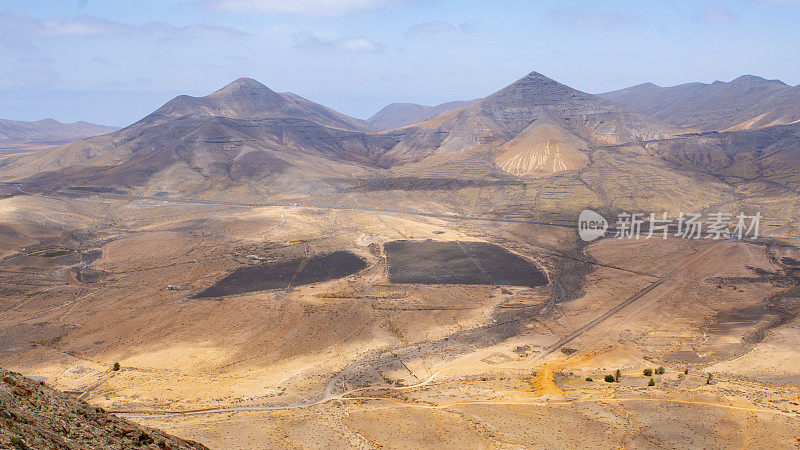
[0,71,681,196]
[146,77,373,132]
[367,100,477,130]
[0,118,118,154]
[600,74,800,131]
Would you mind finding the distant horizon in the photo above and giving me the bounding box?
[2,1,799,126]
[2,70,798,128]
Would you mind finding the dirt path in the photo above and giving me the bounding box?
[529,363,564,396]
[529,242,722,362]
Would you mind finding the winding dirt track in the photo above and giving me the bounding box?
[115,371,442,419]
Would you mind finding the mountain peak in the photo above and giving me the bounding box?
[145,77,371,131]
[516,71,566,87]
[209,77,280,99]
[635,82,659,89]
[483,70,591,109]
[729,74,787,87]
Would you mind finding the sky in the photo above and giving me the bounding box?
[1,0,799,126]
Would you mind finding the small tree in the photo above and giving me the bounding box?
[643,368,653,377]
[648,378,655,386]
[112,362,120,371]
[706,373,713,384]
[655,366,665,375]
[615,369,621,382]
[604,374,616,383]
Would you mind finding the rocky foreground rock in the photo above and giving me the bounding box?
[0,369,207,449]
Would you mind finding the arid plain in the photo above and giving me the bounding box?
[2,72,800,448]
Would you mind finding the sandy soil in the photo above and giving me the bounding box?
[0,190,798,448]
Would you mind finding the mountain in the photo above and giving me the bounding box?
[0,78,389,197]
[379,71,675,174]
[0,369,207,449]
[0,71,677,198]
[366,100,476,130]
[146,77,372,131]
[0,118,118,155]
[600,75,800,132]
[643,122,800,190]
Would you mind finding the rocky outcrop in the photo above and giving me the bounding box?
[0,369,207,449]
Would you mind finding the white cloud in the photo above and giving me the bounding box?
[405,21,456,37]
[0,13,134,39]
[692,5,735,23]
[548,8,631,28]
[294,32,385,53]
[202,0,400,17]
[145,22,249,40]
[0,12,247,45]
[404,21,480,38]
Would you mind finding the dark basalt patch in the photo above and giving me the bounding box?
[193,251,367,299]
[384,240,547,287]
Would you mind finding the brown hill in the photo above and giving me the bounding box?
[366,100,476,130]
[0,118,118,155]
[0,71,677,196]
[147,77,373,131]
[0,368,207,449]
[643,122,800,190]
[378,71,675,174]
[600,75,800,132]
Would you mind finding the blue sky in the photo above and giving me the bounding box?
[1,0,799,126]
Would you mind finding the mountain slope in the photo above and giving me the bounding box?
[0,71,678,196]
[0,118,118,154]
[600,75,800,131]
[147,77,373,131]
[495,120,590,177]
[0,369,207,449]
[378,72,675,172]
[367,100,476,130]
[642,122,800,190]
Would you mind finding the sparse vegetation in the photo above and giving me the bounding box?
[706,373,713,384]
[585,377,593,382]
[112,362,120,371]
[643,368,653,376]
[648,378,655,386]
[655,366,665,375]
[480,377,487,381]
[615,369,621,382]
[604,375,616,383]
[684,368,689,374]
[561,347,577,355]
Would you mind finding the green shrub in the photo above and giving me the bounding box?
[655,366,665,375]
[648,378,655,386]
[615,369,621,382]
[112,362,121,371]
[604,375,616,383]
[684,369,689,375]
[585,377,593,382]
[643,368,653,376]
